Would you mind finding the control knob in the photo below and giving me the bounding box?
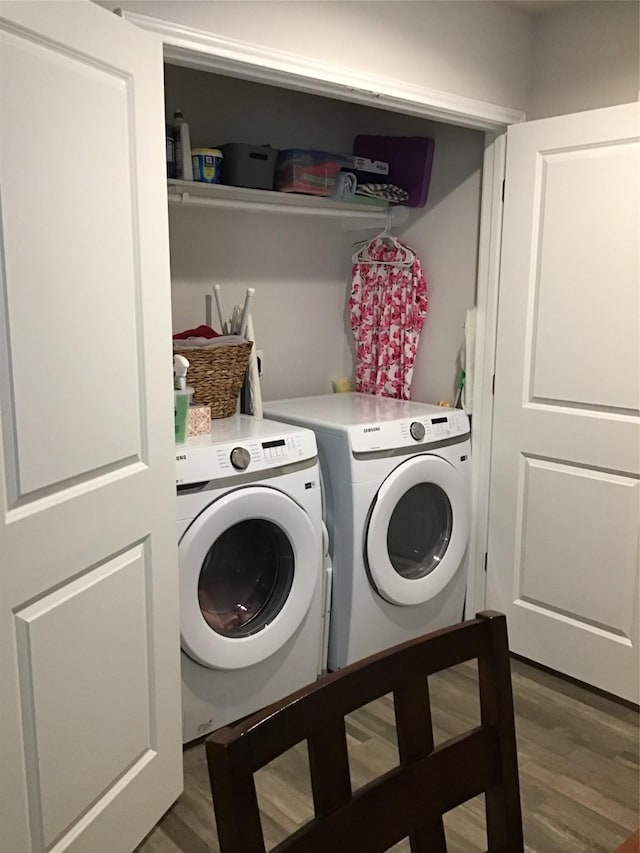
[230,446,251,470]
[409,421,425,441]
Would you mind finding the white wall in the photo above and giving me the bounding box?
[99,0,533,112]
[527,1,640,120]
[165,67,484,404]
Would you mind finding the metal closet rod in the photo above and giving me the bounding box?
[167,191,396,221]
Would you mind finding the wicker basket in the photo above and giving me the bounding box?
[174,342,253,419]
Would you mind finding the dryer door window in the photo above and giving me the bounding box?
[179,486,319,670]
[198,519,294,638]
[387,483,453,580]
[366,455,469,607]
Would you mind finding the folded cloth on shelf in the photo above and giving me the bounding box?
[356,183,409,204]
[172,334,248,349]
[173,324,220,340]
[333,172,358,200]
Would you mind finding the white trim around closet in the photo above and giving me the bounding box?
[118,11,525,132]
[119,8,515,615]
[466,132,507,615]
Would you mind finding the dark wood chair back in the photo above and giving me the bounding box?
[206,610,523,853]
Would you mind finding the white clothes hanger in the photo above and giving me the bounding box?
[352,208,415,267]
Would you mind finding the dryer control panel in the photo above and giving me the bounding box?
[176,422,317,486]
[348,409,469,454]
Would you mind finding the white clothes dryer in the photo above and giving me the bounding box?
[177,415,325,743]
[264,394,471,670]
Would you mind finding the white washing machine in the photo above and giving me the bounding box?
[264,393,471,670]
[177,415,326,743]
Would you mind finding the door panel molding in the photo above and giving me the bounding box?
[486,102,640,702]
[0,3,182,849]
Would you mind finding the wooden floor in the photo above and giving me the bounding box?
[139,658,639,853]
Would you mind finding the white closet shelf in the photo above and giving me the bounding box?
[167,179,405,222]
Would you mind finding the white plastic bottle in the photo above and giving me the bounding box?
[173,110,193,181]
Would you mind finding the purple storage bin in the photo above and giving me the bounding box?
[353,135,435,208]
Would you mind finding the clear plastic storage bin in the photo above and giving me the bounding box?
[275,149,342,196]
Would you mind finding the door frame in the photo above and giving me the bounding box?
[119,9,514,615]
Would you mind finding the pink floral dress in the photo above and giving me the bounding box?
[349,239,428,399]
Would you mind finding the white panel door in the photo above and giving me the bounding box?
[486,103,640,702]
[0,3,182,851]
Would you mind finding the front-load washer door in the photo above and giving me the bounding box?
[179,486,319,670]
[365,455,469,606]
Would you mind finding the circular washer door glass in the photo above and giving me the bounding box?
[365,454,469,607]
[387,483,453,580]
[179,485,319,670]
[198,519,294,638]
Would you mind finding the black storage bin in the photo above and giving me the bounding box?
[219,144,278,190]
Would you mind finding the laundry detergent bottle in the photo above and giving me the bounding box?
[173,110,193,181]
[174,354,192,443]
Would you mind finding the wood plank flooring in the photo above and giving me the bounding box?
[139,658,639,852]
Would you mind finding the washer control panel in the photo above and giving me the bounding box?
[176,426,317,485]
[349,409,469,454]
